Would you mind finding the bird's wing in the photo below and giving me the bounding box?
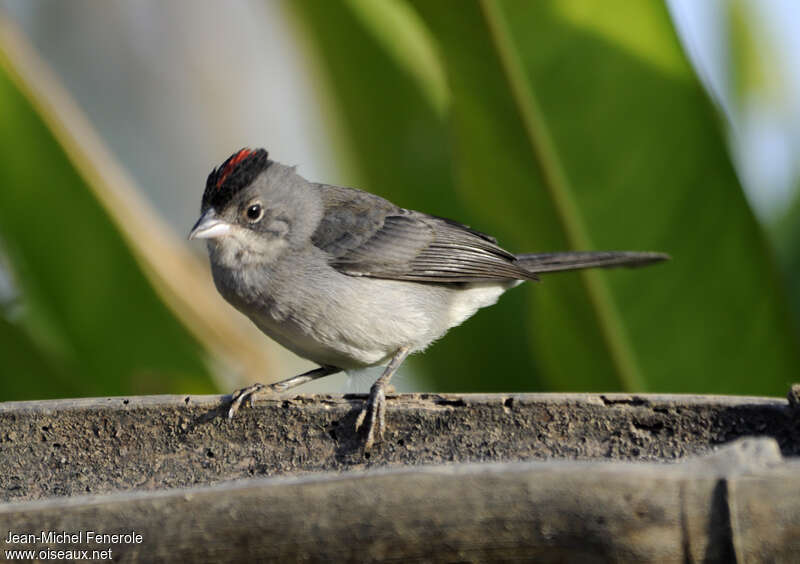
[311,184,536,283]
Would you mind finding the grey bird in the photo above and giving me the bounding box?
[189,148,668,448]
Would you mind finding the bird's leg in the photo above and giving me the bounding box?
[227,365,340,419]
[355,346,410,449]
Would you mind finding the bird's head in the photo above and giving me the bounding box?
[189,148,320,267]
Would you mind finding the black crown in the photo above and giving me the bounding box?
[202,148,272,212]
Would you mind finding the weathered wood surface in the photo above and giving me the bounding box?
[1,392,798,502]
[0,391,799,562]
[0,438,798,562]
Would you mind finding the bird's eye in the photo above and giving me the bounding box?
[244,203,263,223]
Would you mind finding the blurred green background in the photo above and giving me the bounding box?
[0,0,798,401]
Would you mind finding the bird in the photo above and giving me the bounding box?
[189,148,668,449]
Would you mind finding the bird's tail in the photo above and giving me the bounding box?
[516,251,669,274]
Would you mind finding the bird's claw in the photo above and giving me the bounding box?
[227,383,266,419]
[355,382,387,450]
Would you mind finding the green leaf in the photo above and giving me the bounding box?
[408,0,800,394]
[0,312,72,398]
[770,186,800,326]
[0,26,217,399]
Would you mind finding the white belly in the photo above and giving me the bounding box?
[242,274,518,370]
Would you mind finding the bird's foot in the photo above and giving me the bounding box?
[355,381,387,450]
[227,383,266,419]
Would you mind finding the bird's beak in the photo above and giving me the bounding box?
[188,210,231,240]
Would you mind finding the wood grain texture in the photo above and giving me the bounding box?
[0,392,798,561]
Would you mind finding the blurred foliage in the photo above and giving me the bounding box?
[0,39,216,400]
[1,0,798,402]
[727,0,800,341]
[772,187,800,326]
[292,0,800,395]
[727,0,782,109]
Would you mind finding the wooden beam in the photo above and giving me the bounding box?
[1,392,798,561]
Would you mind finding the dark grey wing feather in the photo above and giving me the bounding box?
[309,183,396,257]
[311,184,536,284]
[516,251,669,273]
